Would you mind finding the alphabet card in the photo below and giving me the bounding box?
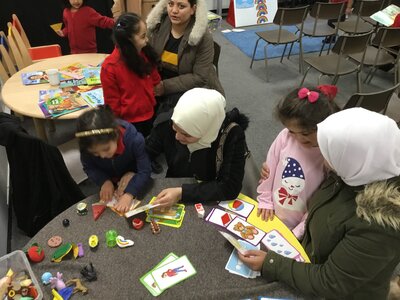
[226,218,265,246]
[262,230,305,262]
[151,255,196,291]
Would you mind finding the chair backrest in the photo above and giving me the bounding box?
[372,27,400,49]
[0,44,16,77]
[332,31,372,56]
[7,22,32,69]
[352,0,381,18]
[0,59,9,84]
[0,31,16,67]
[273,5,309,27]
[343,83,400,114]
[309,2,345,20]
[11,14,31,48]
[213,41,221,77]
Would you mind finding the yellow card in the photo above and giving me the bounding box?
[50,23,62,32]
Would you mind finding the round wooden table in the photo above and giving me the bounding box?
[1,53,108,141]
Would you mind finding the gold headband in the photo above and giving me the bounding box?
[75,128,115,138]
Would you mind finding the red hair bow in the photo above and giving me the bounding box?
[298,88,319,103]
[317,85,338,100]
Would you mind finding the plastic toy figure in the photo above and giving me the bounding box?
[80,263,97,282]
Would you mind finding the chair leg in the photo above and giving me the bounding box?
[300,66,311,86]
[264,45,269,82]
[298,40,304,74]
[357,71,362,93]
[250,38,262,69]
[319,39,326,56]
[332,75,339,85]
[288,43,294,60]
[281,44,288,63]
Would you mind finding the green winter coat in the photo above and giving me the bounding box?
[262,172,400,299]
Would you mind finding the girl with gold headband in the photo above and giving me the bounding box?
[75,106,151,212]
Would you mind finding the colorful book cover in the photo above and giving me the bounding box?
[59,78,87,88]
[38,88,88,118]
[82,67,101,85]
[370,4,400,26]
[80,87,104,107]
[21,71,49,85]
[59,62,87,80]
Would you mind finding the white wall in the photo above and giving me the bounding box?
[205,0,230,10]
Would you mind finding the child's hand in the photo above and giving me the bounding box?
[116,172,135,197]
[153,187,182,209]
[114,193,134,213]
[257,208,274,221]
[237,250,267,271]
[154,81,164,96]
[56,30,64,37]
[100,180,114,202]
[259,162,270,183]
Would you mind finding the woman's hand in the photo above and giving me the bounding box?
[154,81,164,96]
[257,208,274,221]
[153,187,182,209]
[116,172,135,197]
[100,180,114,202]
[56,30,64,37]
[114,193,134,213]
[259,162,270,183]
[238,250,267,271]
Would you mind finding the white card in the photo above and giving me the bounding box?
[151,255,196,291]
[218,199,255,218]
[226,218,265,246]
[261,229,302,261]
[125,203,160,218]
[219,231,247,254]
[206,208,236,227]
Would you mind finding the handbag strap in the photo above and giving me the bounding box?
[216,122,239,175]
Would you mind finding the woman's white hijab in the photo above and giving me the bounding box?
[317,107,400,186]
[171,88,226,153]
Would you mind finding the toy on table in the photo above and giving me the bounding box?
[77,243,84,257]
[65,278,88,295]
[92,202,106,221]
[116,235,134,248]
[132,218,144,230]
[41,272,53,285]
[48,236,63,248]
[194,203,205,218]
[124,202,160,218]
[146,197,186,228]
[62,219,70,227]
[51,243,78,263]
[80,263,97,282]
[150,220,161,234]
[106,197,142,217]
[105,230,118,248]
[88,235,99,249]
[50,272,73,300]
[26,243,45,263]
[0,269,13,297]
[76,202,88,216]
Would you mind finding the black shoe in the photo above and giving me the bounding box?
[322,36,336,44]
[151,160,163,174]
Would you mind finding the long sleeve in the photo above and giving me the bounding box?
[181,126,246,202]
[257,132,285,210]
[291,212,307,239]
[81,153,111,187]
[123,131,151,197]
[101,64,122,118]
[61,9,69,37]
[88,8,115,29]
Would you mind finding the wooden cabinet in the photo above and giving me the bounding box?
[142,0,159,19]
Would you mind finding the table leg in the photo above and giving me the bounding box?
[33,118,48,142]
[217,0,222,16]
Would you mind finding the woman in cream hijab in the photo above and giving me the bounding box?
[146,88,249,207]
[239,108,400,299]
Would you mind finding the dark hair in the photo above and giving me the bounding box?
[276,86,340,131]
[76,105,119,153]
[113,13,159,77]
[64,0,86,8]
[188,0,197,6]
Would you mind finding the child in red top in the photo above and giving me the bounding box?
[101,13,161,137]
[57,0,114,54]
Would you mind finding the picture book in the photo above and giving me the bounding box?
[82,67,101,85]
[59,78,87,88]
[205,193,310,263]
[38,88,88,118]
[145,197,186,228]
[80,87,104,107]
[105,197,141,217]
[21,71,49,85]
[59,62,87,80]
[370,4,400,27]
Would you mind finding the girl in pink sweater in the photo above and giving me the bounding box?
[257,86,339,239]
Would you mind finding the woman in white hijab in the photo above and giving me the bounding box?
[239,108,400,299]
[146,88,249,207]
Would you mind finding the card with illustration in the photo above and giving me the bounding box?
[218,198,255,218]
[227,218,265,246]
[225,240,260,278]
[148,203,185,221]
[145,210,186,228]
[261,229,304,262]
[151,255,196,291]
[219,231,247,254]
[206,208,236,227]
[140,253,178,296]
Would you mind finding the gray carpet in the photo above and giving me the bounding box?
[10,19,400,252]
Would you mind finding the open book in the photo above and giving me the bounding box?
[370,4,400,27]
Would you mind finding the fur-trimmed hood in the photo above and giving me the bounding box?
[356,179,400,231]
[146,0,209,46]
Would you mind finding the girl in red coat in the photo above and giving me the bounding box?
[101,13,161,137]
[57,0,115,54]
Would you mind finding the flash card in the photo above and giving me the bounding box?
[261,229,303,261]
[227,218,265,246]
[219,198,255,218]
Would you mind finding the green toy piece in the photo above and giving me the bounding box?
[51,243,78,263]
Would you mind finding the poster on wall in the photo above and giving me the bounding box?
[232,0,278,27]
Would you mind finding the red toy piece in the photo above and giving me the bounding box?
[26,244,45,263]
[92,203,106,221]
[132,218,144,230]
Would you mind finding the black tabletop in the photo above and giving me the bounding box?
[25,178,304,299]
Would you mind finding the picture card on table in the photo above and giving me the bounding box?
[226,218,265,246]
[151,255,196,291]
[140,252,178,296]
[205,208,237,227]
[219,198,255,218]
[225,240,260,278]
[261,229,305,262]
